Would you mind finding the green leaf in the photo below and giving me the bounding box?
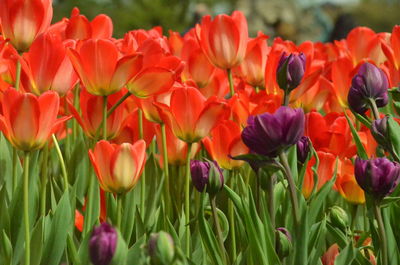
[334,243,356,265]
[344,112,368,159]
[126,235,146,264]
[0,230,12,265]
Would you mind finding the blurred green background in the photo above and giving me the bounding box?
[52,0,400,43]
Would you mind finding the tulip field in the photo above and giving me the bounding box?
[2,1,400,265]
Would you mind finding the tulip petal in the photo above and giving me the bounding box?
[127,67,174,98]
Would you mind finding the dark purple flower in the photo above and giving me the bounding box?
[355,157,400,201]
[241,106,305,157]
[371,116,389,148]
[190,160,224,196]
[296,136,310,163]
[347,62,389,114]
[277,52,306,92]
[89,223,117,265]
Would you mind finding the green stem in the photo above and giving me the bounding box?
[161,123,171,217]
[211,197,227,265]
[40,144,49,216]
[373,202,388,265]
[107,92,131,117]
[23,152,31,265]
[15,60,21,90]
[116,194,123,230]
[185,142,193,257]
[103,96,108,140]
[12,148,18,192]
[67,233,81,265]
[83,167,95,236]
[52,134,68,191]
[138,109,146,216]
[267,174,276,228]
[283,90,290,106]
[227,69,235,97]
[368,98,380,120]
[228,172,237,262]
[72,84,80,142]
[278,151,300,227]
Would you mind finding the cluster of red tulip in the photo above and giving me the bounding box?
[1,0,400,264]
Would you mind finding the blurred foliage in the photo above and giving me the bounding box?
[53,0,238,37]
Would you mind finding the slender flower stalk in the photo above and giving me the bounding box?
[15,60,21,90]
[211,196,227,265]
[227,69,234,97]
[278,151,300,227]
[52,134,69,191]
[102,96,108,140]
[116,195,123,230]
[107,91,132,118]
[228,172,237,261]
[40,144,49,216]
[138,109,146,216]
[161,123,171,217]
[373,202,388,265]
[185,142,192,257]
[23,152,31,265]
[368,98,380,120]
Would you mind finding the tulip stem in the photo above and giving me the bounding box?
[138,109,146,217]
[12,148,18,192]
[40,144,49,216]
[373,202,388,265]
[211,196,227,264]
[52,134,69,191]
[23,152,30,265]
[228,172,237,262]
[267,173,276,228]
[227,69,235,97]
[161,123,171,217]
[278,151,300,227]
[15,60,21,90]
[368,98,380,120]
[72,84,80,142]
[283,90,290,106]
[107,91,131,117]
[103,96,108,140]
[116,194,122,230]
[185,142,193,257]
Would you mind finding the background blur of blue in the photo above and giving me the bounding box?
[52,0,400,42]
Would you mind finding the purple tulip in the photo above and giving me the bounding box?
[296,136,310,164]
[277,52,306,92]
[371,116,389,148]
[347,62,389,115]
[190,160,224,196]
[89,223,117,265]
[241,106,305,157]
[355,157,400,201]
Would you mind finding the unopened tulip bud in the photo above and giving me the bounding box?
[296,136,310,164]
[275,227,292,259]
[355,157,400,202]
[347,62,389,115]
[190,160,224,196]
[148,231,175,265]
[371,116,389,148]
[277,52,306,92]
[329,206,349,231]
[89,223,117,265]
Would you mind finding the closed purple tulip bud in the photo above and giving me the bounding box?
[190,160,224,196]
[241,106,305,157]
[89,223,117,265]
[371,116,389,148]
[347,62,389,115]
[296,136,310,164]
[277,52,306,92]
[275,227,292,259]
[355,157,400,201]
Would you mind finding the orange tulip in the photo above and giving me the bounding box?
[89,140,146,194]
[0,38,18,90]
[335,158,365,204]
[0,0,52,52]
[321,244,339,265]
[203,120,248,170]
[155,83,229,143]
[237,32,269,88]
[20,32,78,96]
[68,39,143,96]
[135,91,172,124]
[155,124,200,166]
[195,11,248,69]
[68,88,127,139]
[0,88,68,151]
[302,151,336,199]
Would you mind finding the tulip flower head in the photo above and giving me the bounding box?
[0,88,67,151]
[190,160,224,197]
[148,231,175,265]
[242,106,305,157]
[276,52,306,93]
[89,222,117,265]
[347,62,389,115]
[89,140,146,194]
[355,157,400,201]
[296,136,310,164]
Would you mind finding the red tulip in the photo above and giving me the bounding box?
[0,0,53,52]
[0,88,68,151]
[155,83,229,143]
[20,32,78,96]
[89,140,146,194]
[195,11,248,69]
[68,39,143,96]
[203,120,248,170]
